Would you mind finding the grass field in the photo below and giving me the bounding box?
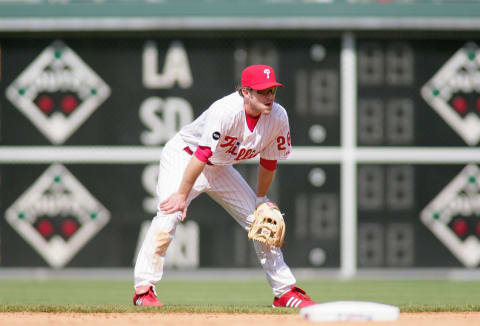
[1,279,480,313]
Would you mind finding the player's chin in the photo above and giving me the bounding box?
[263,103,273,113]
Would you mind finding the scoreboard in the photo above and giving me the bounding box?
[357,39,480,147]
[1,33,479,270]
[356,38,480,268]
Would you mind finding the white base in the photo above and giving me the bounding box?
[300,301,400,322]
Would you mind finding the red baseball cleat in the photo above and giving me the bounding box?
[133,286,163,307]
[272,286,317,308]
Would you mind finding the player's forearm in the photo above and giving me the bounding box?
[177,156,206,197]
[256,165,276,197]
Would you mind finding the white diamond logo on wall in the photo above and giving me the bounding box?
[420,164,480,267]
[6,41,111,144]
[421,42,480,146]
[5,164,110,268]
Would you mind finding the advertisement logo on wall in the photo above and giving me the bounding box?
[420,164,480,267]
[5,164,110,268]
[5,41,110,144]
[421,42,480,146]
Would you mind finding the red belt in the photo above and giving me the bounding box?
[183,146,213,165]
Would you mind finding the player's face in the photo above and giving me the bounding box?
[245,87,277,116]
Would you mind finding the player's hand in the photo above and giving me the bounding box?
[160,193,188,221]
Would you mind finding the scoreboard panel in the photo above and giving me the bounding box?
[0,36,341,147]
[357,38,480,147]
[357,164,480,268]
[0,163,341,268]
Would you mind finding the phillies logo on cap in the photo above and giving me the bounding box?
[264,68,271,79]
[241,65,284,90]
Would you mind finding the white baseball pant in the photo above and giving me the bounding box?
[134,134,296,297]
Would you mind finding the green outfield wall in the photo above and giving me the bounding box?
[1,0,480,276]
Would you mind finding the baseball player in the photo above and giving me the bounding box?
[133,65,317,308]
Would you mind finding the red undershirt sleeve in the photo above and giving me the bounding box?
[194,145,213,163]
[260,157,277,171]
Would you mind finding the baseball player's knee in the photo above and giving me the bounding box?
[155,232,171,255]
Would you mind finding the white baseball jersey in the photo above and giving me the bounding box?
[179,92,292,165]
[135,92,297,297]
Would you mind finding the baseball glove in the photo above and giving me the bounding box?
[248,202,285,247]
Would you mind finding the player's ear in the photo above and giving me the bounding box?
[241,87,250,98]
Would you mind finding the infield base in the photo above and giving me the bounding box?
[300,301,400,322]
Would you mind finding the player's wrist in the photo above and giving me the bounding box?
[255,195,270,208]
[175,190,189,199]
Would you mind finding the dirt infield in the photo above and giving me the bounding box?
[1,312,480,326]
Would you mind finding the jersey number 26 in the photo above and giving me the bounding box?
[276,132,291,151]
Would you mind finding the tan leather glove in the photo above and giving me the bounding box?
[248,202,285,247]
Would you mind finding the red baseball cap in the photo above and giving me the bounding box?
[241,65,284,90]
